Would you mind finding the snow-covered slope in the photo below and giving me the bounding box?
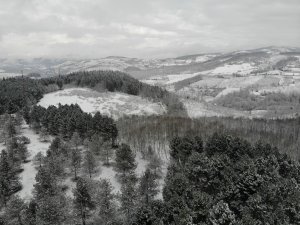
[38,88,166,119]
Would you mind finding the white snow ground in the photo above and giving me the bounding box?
[209,63,255,75]
[18,124,51,201]
[38,88,166,119]
[142,72,202,86]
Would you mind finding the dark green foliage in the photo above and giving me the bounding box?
[0,78,44,114]
[162,134,300,225]
[36,195,66,225]
[208,200,236,225]
[93,112,118,147]
[0,150,21,206]
[29,104,118,143]
[6,137,28,165]
[44,138,65,177]
[132,200,166,225]
[170,135,203,165]
[48,137,63,156]
[73,178,94,225]
[2,118,16,142]
[115,144,136,176]
[3,196,26,225]
[34,166,67,225]
[23,200,38,225]
[119,173,138,225]
[96,179,117,225]
[34,167,58,200]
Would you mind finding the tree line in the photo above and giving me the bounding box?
[0,114,29,208]
[0,78,44,114]
[117,115,300,159]
[25,104,118,145]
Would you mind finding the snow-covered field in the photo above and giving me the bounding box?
[193,75,262,89]
[142,72,202,86]
[184,99,267,119]
[38,88,166,119]
[209,63,256,75]
[195,55,217,63]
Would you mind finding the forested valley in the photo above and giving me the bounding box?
[1,72,300,225]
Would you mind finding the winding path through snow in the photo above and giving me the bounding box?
[18,124,50,200]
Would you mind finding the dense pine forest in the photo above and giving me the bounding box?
[0,78,44,114]
[1,72,300,224]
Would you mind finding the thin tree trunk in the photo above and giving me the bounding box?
[74,167,77,179]
[80,200,86,225]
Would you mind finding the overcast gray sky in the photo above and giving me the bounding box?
[0,0,299,59]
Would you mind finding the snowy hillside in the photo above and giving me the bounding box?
[1,46,300,119]
[0,47,297,79]
[38,88,166,119]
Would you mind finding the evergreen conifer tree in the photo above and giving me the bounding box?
[73,178,94,225]
[115,144,136,177]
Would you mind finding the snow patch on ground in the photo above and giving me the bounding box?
[18,124,51,201]
[38,88,166,119]
[0,142,5,151]
[63,151,164,199]
[210,63,255,75]
[195,55,216,63]
[184,100,267,119]
[142,72,201,86]
[215,88,240,98]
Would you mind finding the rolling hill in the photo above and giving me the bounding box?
[1,46,300,119]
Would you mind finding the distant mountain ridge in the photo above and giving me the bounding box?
[0,46,300,79]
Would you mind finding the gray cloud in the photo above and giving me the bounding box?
[0,0,299,58]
